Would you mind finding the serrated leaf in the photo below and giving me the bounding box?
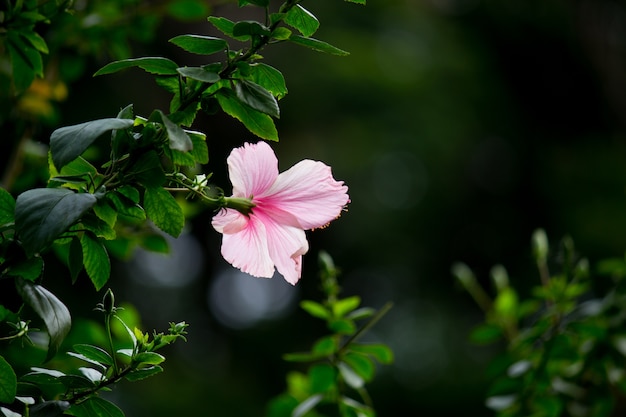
[0,356,16,403]
[289,35,349,56]
[234,79,280,118]
[216,89,278,141]
[16,279,71,361]
[65,397,124,417]
[177,66,220,83]
[332,296,360,318]
[0,188,15,226]
[143,187,184,237]
[15,188,97,256]
[271,27,292,41]
[285,5,319,37]
[80,234,110,291]
[50,118,134,170]
[94,57,179,76]
[300,300,330,320]
[188,130,209,164]
[169,35,228,55]
[248,63,288,99]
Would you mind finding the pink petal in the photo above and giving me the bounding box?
[227,142,279,198]
[212,209,248,234]
[256,211,309,285]
[218,214,275,278]
[263,160,349,230]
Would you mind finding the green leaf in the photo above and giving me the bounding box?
[188,130,209,164]
[20,30,49,54]
[234,79,280,118]
[469,323,503,345]
[6,256,43,281]
[16,279,71,361]
[154,110,193,152]
[332,296,361,318]
[282,351,327,362]
[232,21,270,37]
[130,150,165,187]
[7,31,42,91]
[238,0,269,7]
[338,362,364,389]
[342,352,375,381]
[312,336,337,355]
[15,188,97,256]
[81,215,116,240]
[143,187,184,237]
[328,318,356,334]
[300,300,330,320]
[140,234,169,254]
[50,118,134,170]
[106,190,145,221]
[166,0,210,20]
[70,344,114,367]
[289,35,349,56]
[68,237,83,283]
[0,188,15,226]
[344,0,366,4]
[208,16,250,41]
[0,355,17,403]
[309,364,336,393]
[177,66,220,83]
[80,234,111,291]
[285,5,319,37]
[66,397,124,417]
[134,352,165,366]
[94,57,179,76]
[124,365,163,381]
[29,400,70,416]
[169,35,228,55]
[216,89,278,141]
[248,63,288,99]
[348,344,394,364]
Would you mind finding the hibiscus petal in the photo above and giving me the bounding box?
[218,214,275,278]
[257,211,309,285]
[264,160,349,230]
[228,142,279,198]
[212,209,248,234]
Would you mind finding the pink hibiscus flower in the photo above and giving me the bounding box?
[212,141,349,285]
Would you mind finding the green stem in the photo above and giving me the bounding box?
[104,314,119,376]
[337,302,393,355]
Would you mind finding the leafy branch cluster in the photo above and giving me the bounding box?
[455,229,626,417]
[268,252,393,417]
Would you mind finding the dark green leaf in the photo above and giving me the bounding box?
[81,215,116,240]
[189,130,209,164]
[130,150,165,187]
[94,57,179,76]
[344,0,366,4]
[216,89,278,141]
[0,355,17,403]
[248,63,288,99]
[16,279,71,361]
[58,375,95,390]
[71,344,114,367]
[234,79,280,118]
[65,397,124,417]
[6,256,43,281]
[289,35,349,56]
[143,187,184,237]
[80,234,110,291]
[106,191,145,221]
[68,237,83,283]
[282,351,327,362]
[169,35,228,55]
[232,21,270,37]
[177,66,220,83]
[154,110,193,152]
[166,0,210,20]
[238,0,269,7]
[15,188,97,256]
[469,323,503,345]
[140,234,169,254]
[124,365,163,381]
[285,5,319,37]
[8,31,42,91]
[208,16,250,41]
[29,400,70,417]
[50,118,134,170]
[342,352,375,381]
[20,30,48,54]
[0,188,15,226]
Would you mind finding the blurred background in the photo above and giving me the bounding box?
[5,0,626,415]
